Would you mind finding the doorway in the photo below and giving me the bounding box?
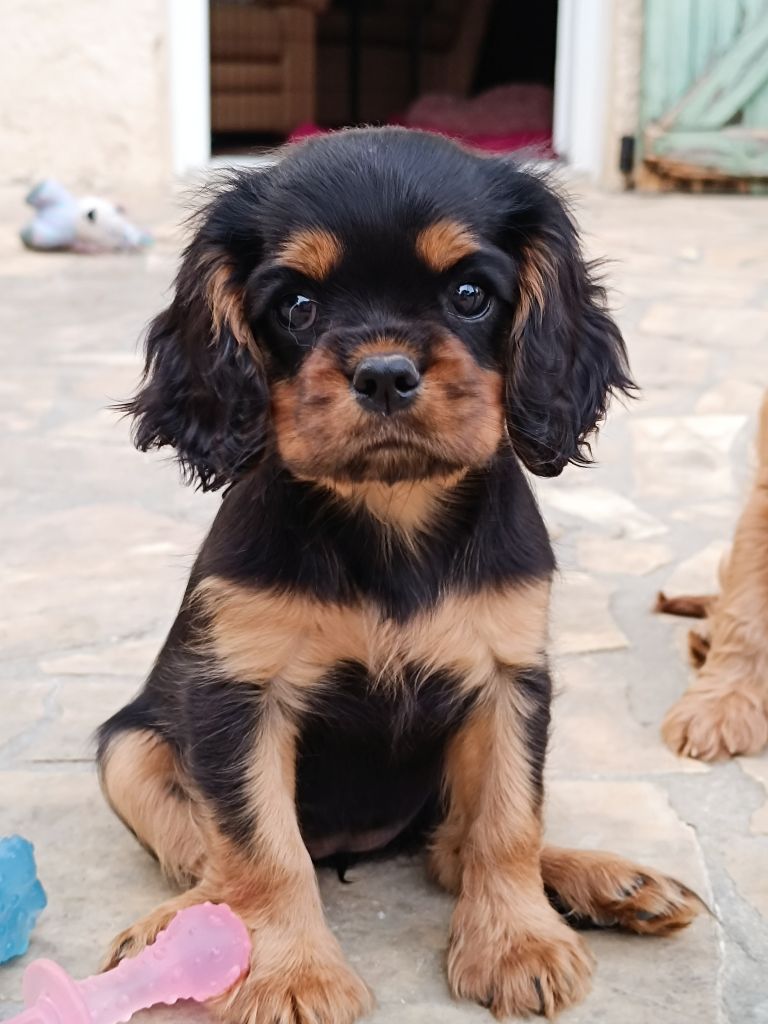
[168,0,614,183]
[206,0,559,157]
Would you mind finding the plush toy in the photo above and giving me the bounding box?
[20,179,152,253]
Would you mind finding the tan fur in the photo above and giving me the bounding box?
[104,705,373,1024]
[99,730,205,885]
[435,694,595,1018]
[205,262,259,355]
[352,337,421,360]
[655,591,717,618]
[419,334,504,464]
[277,228,344,280]
[662,392,768,760]
[512,240,557,337]
[415,220,479,273]
[271,333,504,485]
[321,473,466,536]
[271,345,356,476]
[194,574,550,697]
[539,847,705,936]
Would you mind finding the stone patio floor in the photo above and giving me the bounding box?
[1,174,767,1024]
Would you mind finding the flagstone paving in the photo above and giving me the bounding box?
[1,177,767,1023]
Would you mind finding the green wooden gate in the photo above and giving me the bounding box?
[641,0,768,182]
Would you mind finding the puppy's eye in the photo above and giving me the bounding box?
[275,294,318,331]
[450,283,490,319]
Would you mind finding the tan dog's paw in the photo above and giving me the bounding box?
[543,848,706,936]
[214,951,374,1024]
[448,905,594,1018]
[662,684,768,760]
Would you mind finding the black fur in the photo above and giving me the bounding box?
[193,457,554,620]
[516,666,553,806]
[123,128,632,491]
[97,460,550,854]
[184,676,265,845]
[489,164,635,476]
[122,179,272,492]
[98,127,633,866]
[297,661,476,851]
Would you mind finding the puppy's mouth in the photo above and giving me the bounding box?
[353,424,436,459]
[361,437,427,454]
[334,428,462,483]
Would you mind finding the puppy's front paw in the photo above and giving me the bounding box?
[662,684,768,760]
[214,950,373,1024]
[448,902,594,1018]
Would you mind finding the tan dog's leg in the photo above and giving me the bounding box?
[435,674,594,1019]
[104,706,372,1024]
[662,395,768,760]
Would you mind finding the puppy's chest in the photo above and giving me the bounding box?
[295,660,469,854]
[197,575,550,692]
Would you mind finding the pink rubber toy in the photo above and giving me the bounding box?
[5,903,250,1024]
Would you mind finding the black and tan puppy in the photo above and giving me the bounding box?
[97,128,702,1022]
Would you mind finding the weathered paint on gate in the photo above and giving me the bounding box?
[642,0,768,180]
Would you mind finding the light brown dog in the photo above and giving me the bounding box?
[658,392,768,760]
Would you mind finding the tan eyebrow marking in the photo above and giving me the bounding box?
[415,219,479,273]
[277,228,344,280]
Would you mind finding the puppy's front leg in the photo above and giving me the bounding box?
[443,670,593,1019]
[107,701,372,1024]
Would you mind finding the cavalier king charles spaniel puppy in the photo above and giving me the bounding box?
[658,390,768,760]
[97,128,703,1022]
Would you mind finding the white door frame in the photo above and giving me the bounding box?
[167,0,211,176]
[170,0,617,183]
[553,0,614,180]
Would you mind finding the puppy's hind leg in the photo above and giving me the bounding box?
[541,847,705,936]
[103,695,372,1024]
[98,728,206,887]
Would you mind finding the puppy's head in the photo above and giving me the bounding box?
[127,128,633,490]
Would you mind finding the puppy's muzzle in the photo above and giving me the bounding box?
[352,354,421,415]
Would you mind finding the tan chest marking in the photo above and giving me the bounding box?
[317,474,467,538]
[194,576,549,697]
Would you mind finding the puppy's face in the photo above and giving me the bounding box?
[261,213,511,484]
[127,129,633,490]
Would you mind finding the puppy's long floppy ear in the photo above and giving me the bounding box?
[123,176,269,491]
[495,164,635,477]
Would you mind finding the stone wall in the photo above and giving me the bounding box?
[0,0,172,190]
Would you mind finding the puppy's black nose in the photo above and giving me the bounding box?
[352,354,421,413]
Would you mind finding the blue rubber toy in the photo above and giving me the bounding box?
[0,836,47,963]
